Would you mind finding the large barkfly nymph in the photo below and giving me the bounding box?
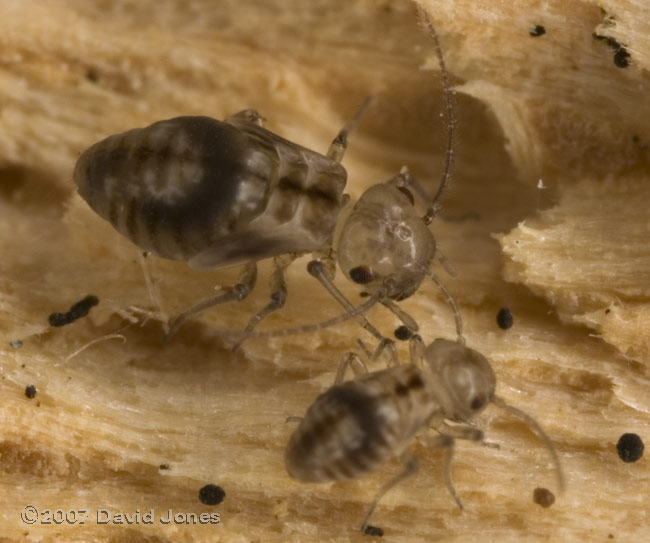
[74,7,458,348]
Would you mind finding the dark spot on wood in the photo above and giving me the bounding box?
[407,375,424,390]
[85,68,99,83]
[159,464,170,470]
[529,25,546,37]
[364,525,384,537]
[533,487,555,508]
[496,307,513,329]
[616,433,644,462]
[25,385,37,399]
[394,325,413,341]
[198,484,225,505]
[613,48,630,68]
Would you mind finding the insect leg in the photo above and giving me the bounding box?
[435,422,484,442]
[380,298,419,332]
[226,109,264,127]
[419,433,463,509]
[326,96,373,162]
[408,334,425,367]
[231,253,299,351]
[306,259,390,345]
[360,454,419,536]
[136,252,169,332]
[334,351,369,384]
[167,262,258,338]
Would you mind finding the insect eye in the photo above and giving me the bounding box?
[349,266,374,285]
[471,395,486,410]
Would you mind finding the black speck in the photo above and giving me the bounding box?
[616,433,644,463]
[48,312,72,327]
[10,339,23,349]
[593,34,631,68]
[199,484,225,505]
[21,364,25,369]
[85,68,99,83]
[608,535,614,539]
[496,307,513,329]
[49,295,99,327]
[394,325,413,341]
[363,525,384,537]
[25,385,37,399]
[529,25,546,37]
[613,48,630,68]
[605,308,611,314]
[159,464,170,470]
[533,487,555,508]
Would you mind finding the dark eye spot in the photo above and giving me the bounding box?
[349,266,374,285]
[394,325,413,341]
[471,395,486,410]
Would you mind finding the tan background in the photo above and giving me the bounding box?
[1,0,649,541]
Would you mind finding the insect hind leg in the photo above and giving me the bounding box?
[231,254,299,351]
[166,262,258,338]
[360,454,419,537]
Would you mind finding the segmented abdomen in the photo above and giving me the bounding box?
[285,365,435,483]
[74,116,278,261]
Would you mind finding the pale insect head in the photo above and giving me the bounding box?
[424,339,496,421]
[335,184,435,300]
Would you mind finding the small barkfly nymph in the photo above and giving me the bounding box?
[73,8,457,348]
[284,322,565,536]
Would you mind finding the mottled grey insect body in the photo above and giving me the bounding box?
[74,112,347,268]
[286,339,496,484]
[285,336,563,534]
[286,364,436,483]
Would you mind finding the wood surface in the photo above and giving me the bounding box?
[1,0,649,541]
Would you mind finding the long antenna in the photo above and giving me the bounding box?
[417,6,455,224]
[493,395,566,492]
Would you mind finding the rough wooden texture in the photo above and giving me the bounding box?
[1,0,649,542]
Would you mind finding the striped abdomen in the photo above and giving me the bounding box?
[74,116,278,261]
[74,113,348,267]
[285,365,436,483]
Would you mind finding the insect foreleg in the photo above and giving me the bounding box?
[306,259,390,345]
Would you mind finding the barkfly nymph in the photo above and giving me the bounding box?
[73,7,457,348]
[285,324,565,536]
